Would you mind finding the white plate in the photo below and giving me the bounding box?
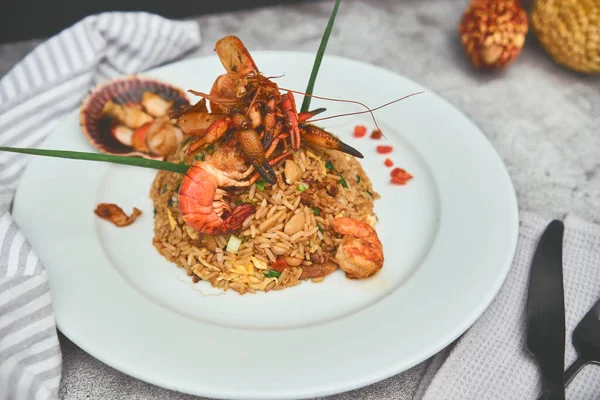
[12,51,518,399]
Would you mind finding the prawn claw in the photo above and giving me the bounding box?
[298,108,327,123]
[281,92,300,151]
[254,159,277,185]
[300,125,363,159]
[236,129,278,184]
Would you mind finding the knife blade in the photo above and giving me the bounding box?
[526,219,566,400]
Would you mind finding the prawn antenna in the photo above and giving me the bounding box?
[279,87,425,138]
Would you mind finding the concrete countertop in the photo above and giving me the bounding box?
[1,0,598,398]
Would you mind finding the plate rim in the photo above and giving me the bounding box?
[13,50,519,399]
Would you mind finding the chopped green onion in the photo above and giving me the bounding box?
[297,183,309,192]
[235,199,243,206]
[162,184,167,194]
[226,235,243,254]
[318,225,324,233]
[183,136,193,146]
[312,207,320,216]
[175,181,182,192]
[367,190,373,197]
[256,179,266,192]
[205,144,215,154]
[265,269,281,278]
[338,174,348,188]
[325,160,334,170]
[356,175,361,183]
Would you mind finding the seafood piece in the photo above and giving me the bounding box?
[145,118,184,156]
[170,98,209,118]
[208,74,240,114]
[262,97,278,148]
[298,107,327,122]
[209,36,282,113]
[94,203,142,227]
[281,92,300,150]
[235,129,277,184]
[177,112,224,136]
[174,98,224,136]
[188,117,232,153]
[102,101,153,129]
[111,125,133,146]
[300,125,363,158]
[330,217,383,279]
[132,123,151,153]
[247,102,262,128]
[178,145,290,234]
[142,91,173,117]
[188,110,278,184]
[214,35,259,76]
[80,76,189,159]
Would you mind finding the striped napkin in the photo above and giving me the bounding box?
[0,12,200,399]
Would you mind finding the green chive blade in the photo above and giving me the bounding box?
[300,0,342,113]
[0,147,189,174]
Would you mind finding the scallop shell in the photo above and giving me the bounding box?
[80,76,190,159]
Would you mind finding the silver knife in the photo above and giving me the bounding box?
[526,220,566,400]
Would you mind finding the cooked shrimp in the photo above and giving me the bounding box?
[178,144,291,234]
[330,217,383,279]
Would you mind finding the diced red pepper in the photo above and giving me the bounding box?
[353,125,367,138]
[370,129,383,139]
[384,158,394,167]
[271,257,289,273]
[390,168,413,185]
[376,145,393,154]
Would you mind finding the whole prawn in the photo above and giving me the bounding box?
[177,143,290,234]
[175,36,364,186]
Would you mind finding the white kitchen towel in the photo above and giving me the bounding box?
[0,12,200,400]
[414,212,600,400]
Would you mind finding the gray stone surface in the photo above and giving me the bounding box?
[1,0,599,398]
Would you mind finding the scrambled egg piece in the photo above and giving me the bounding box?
[185,226,198,240]
[167,209,177,231]
[250,277,278,291]
[306,151,327,175]
[251,256,268,270]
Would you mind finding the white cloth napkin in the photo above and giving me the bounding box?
[414,212,600,400]
[0,12,200,399]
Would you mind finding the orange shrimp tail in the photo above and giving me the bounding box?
[178,164,255,234]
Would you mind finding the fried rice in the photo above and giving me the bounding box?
[150,138,380,294]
